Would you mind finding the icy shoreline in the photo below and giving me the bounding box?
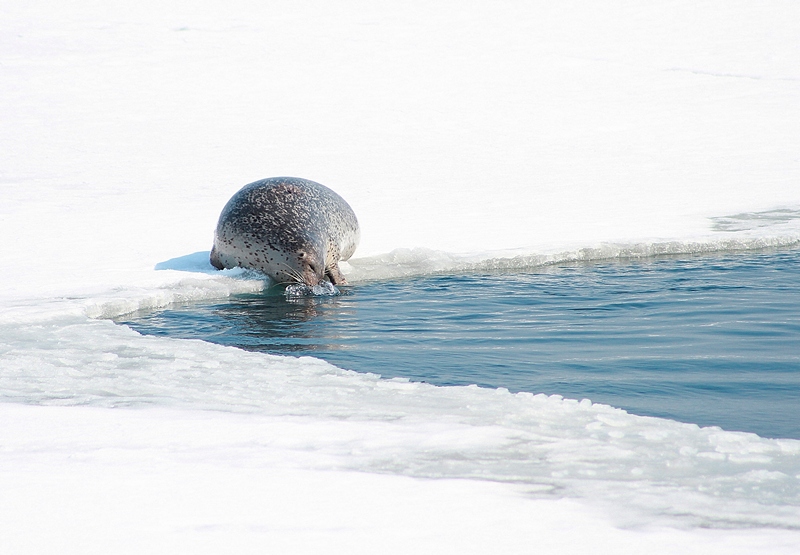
[5,406,798,555]
[3,282,800,529]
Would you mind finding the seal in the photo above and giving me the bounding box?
[210,177,360,286]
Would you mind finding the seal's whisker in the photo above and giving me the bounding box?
[276,262,305,284]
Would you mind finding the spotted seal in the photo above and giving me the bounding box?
[210,177,360,286]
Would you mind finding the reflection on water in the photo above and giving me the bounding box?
[143,289,355,353]
[117,248,800,439]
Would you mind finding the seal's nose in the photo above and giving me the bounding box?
[301,260,323,286]
[302,270,321,286]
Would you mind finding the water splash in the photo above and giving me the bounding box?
[284,281,340,297]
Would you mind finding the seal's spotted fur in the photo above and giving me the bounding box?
[210,177,360,286]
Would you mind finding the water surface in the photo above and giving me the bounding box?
[118,248,800,439]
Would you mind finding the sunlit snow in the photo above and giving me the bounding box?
[2,0,800,552]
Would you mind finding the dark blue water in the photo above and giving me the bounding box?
[117,248,800,439]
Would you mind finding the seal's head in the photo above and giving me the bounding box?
[282,243,327,287]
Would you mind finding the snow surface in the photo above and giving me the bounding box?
[2,0,800,552]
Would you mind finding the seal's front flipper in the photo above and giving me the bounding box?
[326,263,348,285]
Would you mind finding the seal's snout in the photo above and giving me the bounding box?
[298,250,325,287]
[301,267,321,287]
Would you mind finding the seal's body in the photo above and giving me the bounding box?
[210,177,360,286]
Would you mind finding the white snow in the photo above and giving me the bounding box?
[2,0,800,552]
